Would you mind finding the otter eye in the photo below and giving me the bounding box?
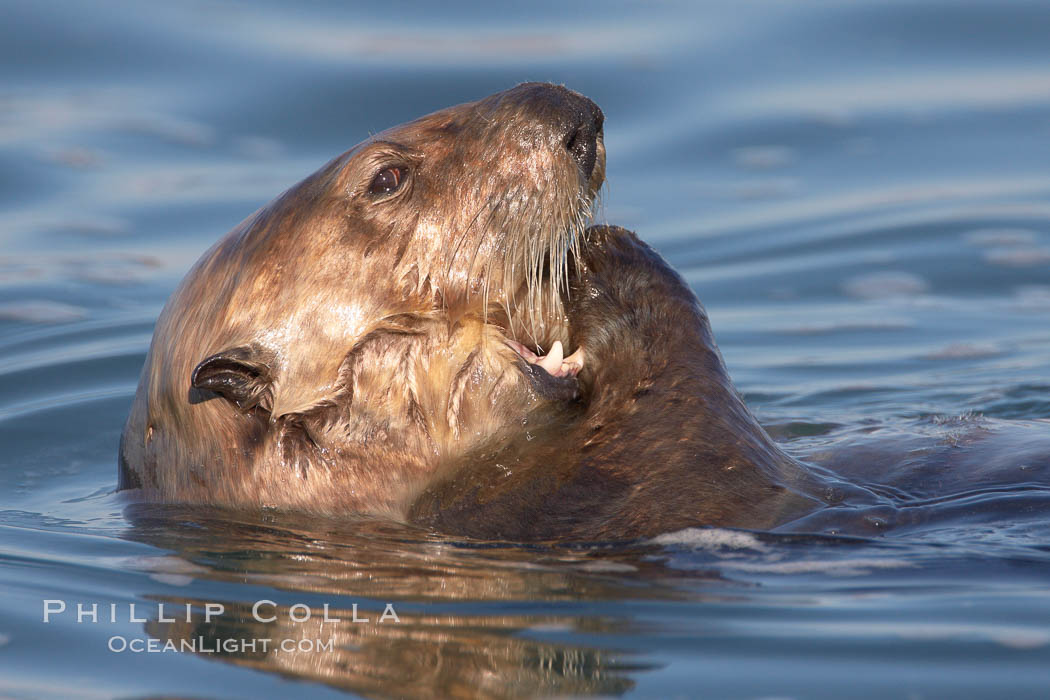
[368,166,407,196]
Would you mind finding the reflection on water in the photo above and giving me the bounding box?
[122,506,673,697]
[121,506,686,602]
[2,0,1050,698]
[147,602,639,699]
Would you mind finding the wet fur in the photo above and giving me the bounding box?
[122,84,826,540]
[409,226,823,539]
[121,84,601,518]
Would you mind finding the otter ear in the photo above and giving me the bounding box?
[190,346,272,412]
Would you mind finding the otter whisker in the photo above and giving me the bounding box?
[445,195,496,290]
[481,195,519,323]
[472,190,505,317]
[465,198,504,288]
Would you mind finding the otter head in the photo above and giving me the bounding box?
[120,83,605,518]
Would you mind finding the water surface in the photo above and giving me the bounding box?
[2,1,1050,697]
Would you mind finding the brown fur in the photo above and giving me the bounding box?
[408,225,822,539]
[121,83,824,540]
[121,83,602,519]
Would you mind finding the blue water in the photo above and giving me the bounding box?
[2,1,1050,697]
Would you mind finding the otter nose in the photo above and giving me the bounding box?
[502,83,605,179]
[562,100,604,180]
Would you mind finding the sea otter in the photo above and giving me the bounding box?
[119,83,828,540]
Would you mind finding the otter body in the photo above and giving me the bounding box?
[120,84,823,540]
[409,225,825,539]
